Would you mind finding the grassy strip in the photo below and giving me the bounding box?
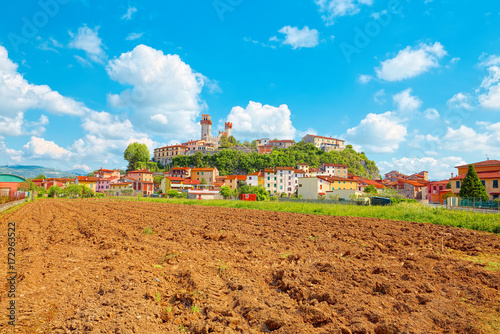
[110,197,500,235]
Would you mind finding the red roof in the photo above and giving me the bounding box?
[77,176,99,182]
[112,182,132,186]
[128,169,153,174]
[192,168,216,172]
[456,160,500,168]
[166,177,185,182]
[451,171,500,180]
[171,167,191,171]
[318,176,355,182]
[429,180,449,186]
[96,178,110,183]
[212,182,224,187]
[269,140,295,143]
[304,134,344,142]
[276,167,294,170]
[225,175,237,180]
[395,177,426,187]
[359,178,386,189]
[264,169,276,173]
[249,171,263,176]
[155,145,188,150]
[97,168,117,173]
[237,175,247,181]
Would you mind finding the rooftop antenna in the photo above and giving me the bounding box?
[486,154,489,161]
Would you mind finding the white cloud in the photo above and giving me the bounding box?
[345,112,407,153]
[478,54,500,67]
[23,136,72,160]
[226,101,296,140]
[424,108,440,120]
[478,66,500,110]
[0,141,23,163]
[278,26,319,49]
[442,124,500,152]
[126,32,143,41]
[122,6,137,20]
[447,92,473,110]
[72,164,92,172]
[378,156,465,180]
[393,88,422,113]
[358,74,373,84]
[376,42,447,81]
[69,26,106,63]
[315,0,373,25]
[106,44,208,139]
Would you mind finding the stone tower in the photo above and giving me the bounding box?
[200,114,212,140]
[224,122,232,138]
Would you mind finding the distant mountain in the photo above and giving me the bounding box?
[0,165,84,179]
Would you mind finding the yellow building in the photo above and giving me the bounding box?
[451,160,500,200]
[126,169,153,182]
[75,176,98,193]
[298,176,358,199]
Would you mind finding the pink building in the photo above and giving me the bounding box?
[96,178,111,193]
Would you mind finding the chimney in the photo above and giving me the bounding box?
[451,173,454,178]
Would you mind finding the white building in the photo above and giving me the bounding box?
[264,169,277,194]
[302,134,345,152]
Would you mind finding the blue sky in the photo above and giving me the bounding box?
[0,0,499,179]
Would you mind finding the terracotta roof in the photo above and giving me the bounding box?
[171,167,191,171]
[294,169,306,173]
[192,168,216,172]
[259,145,274,148]
[264,169,276,173]
[166,177,185,181]
[276,167,294,170]
[96,178,110,183]
[310,168,321,172]
[212,182,224,187]
[77,176,99,182]
[429,180,449,185]
[237,175,247,181]
[249,171,263,176]
[269,140,295,143]
[182,140,207,145]
[318,176,356,183]
[128,169,153,174]
[155,145,188,150]
[111,182,132,186]
[97,168,117,172]
[456,160,500,168]
[395,177,426,187]
[225,175,237,180]
[450,171,500,180]
[359,178,386,189]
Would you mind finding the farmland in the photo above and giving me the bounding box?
[1,199,499,333]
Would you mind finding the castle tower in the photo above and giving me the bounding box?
[225,122,232,138]
[200,114,212,140]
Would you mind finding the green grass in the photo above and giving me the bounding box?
[142,226,154,235]
[110,197,500,235]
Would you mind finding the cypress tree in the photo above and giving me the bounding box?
[458,164,489,201]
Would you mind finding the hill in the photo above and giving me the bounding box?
[171,142,381,179]
[0,165,81,179]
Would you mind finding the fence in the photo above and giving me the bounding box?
[454,197,499,210]
[0,191,26,205]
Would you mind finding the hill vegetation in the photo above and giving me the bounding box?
[171,142,380,178]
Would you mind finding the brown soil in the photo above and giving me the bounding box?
[1,199,500,334]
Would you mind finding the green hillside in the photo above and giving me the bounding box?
[171,142,380,179]
[0,165,80,179]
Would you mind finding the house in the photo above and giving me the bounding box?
[42,179,66,190]
[223,175,239,190]
[450,160,500,200]
[302,134,345,152]
[427,181,450,203]
[357,178,387,192]
[297,163,309,173]
[269,140,295,149]
[246,171,264,187]
[258,145,273,155]
[153,144,188,165]
[276,167,295,196]
[394,178,428,200]
[110,182,133,195]
[126,169,154,195]
[298,176,358,200]
[167,167,192,179]
[95,168,121,179]
[182,140,215,155]
[0,174,26,197]
[264,169,277,194]
[321,163,348,178]
[191,167,219,185]
[96,178,111,193]
[162,177,186,193]
[75,176,99,193]
[256,138,270,147]
[309,168,322,177]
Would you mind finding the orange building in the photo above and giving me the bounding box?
[191,167,219,185]
[153,144,188,165]
[451,160,500,200]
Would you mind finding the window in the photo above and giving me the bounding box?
[456,181,460,189]
[267,177,270,180]
[481,180,485,187]
[494,180,499,188]
[494,195,499,200]
[280,186,283,190]
[267,184,270,188]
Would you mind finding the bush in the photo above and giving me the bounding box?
[104,190,115,197]
[120,188,134,196]
[167,189,180,198]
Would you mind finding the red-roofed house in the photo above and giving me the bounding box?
[321,163,349,178]
[258,145,273,155]
[167,167,192,179]
[246,171,264,187]
[95,168,121,179]
[269,140,295,149]
[126,170,154,195]
[302,134,345,152]
[395,178,428,199]
[75,176,99,194]
[450,160,500,200]
[357,178,387,192]
[96,178,111,193]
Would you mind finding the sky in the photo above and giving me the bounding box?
[0,0,499,180]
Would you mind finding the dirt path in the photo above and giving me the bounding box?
[1,199,499,333]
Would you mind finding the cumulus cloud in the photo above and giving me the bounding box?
[315,0,373,25]
[393,88,422,113]
[226,101,296,140]
[358,74,373,84]
[72,164,92,172]
[278,26,319,49]
[378,156,466,180]
[106,44,208,139]
[23,136,72,160]
[345,112,407,153]
[447,92,473,110]
[441,123,500,153]
[424,108,440,120]
[0,141,23,163]
[69,26,107,63]
[374,89,385,104]
[478,66,500,110]
[376,42,447,81]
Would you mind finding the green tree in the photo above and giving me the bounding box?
[364,185,378,195]
[35,174,46,180]
[35,186,47,197]
[200,178,207,185]
[167,190,180,198]
[153,175,164,185]
[87,172,95,177]
[79,185,92,198]
[18,180,35,192]
[124,142,150,171]
[458,165,489,201]
[446,181,451,189]
[193,151,205,167]
[48,185,61,197]
[228,136,237,145]
[220,186,233,199]
[220,134,230,148]
[66,184,83,198]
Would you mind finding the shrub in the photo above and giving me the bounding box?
[120,188,134,196]
[167,189,180,198]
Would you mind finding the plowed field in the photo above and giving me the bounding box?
[1,199,499,333]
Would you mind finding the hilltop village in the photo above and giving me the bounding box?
[2,114,498,204]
